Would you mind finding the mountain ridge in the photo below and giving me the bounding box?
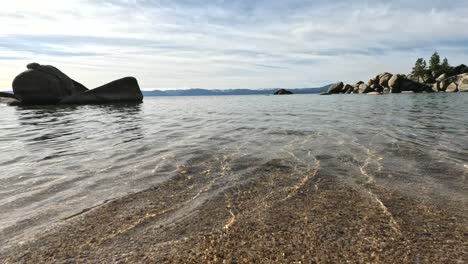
[142,85,331,96]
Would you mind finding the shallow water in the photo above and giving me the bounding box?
[0,93,467,250]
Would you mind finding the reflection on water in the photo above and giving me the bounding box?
[0,94,467,251]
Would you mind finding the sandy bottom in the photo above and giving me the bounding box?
[1,158,466,263]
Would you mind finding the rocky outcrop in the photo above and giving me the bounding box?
[13,63,88,104]
[326,62,468,96]
[60,77,143,104]
[358,83,372,94]
[343,84,354,94]
[458,76,468,92]
[10,63,143,105]
[432,73,468,92]
[445,83,458,93]
[273,89,293,95]
[327,82,344,94]
[378,73,392,87]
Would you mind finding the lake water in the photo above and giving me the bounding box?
[0,94,467,251]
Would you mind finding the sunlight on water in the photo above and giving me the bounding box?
[0,93,467,250]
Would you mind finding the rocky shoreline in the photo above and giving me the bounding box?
[323,64,468,95]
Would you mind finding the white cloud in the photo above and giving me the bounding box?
[1,0,468,90]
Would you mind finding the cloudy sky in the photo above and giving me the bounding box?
[1,0,468,90]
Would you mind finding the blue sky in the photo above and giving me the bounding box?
[1,0,468,90]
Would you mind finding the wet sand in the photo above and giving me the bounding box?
[1,156,466,263]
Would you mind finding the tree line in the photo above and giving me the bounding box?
[412,52,451,78]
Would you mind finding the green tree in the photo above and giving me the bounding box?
[440,57,451,75]
[429,51,441,74]
[412,58,427,77]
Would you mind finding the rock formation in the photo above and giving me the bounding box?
[11,63,143,105]
[60,77,143,104]
[273,89,293,95]
[322,65,468,95]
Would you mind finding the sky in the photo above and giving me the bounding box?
[1,0,468,91]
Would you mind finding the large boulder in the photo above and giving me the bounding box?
[367,77,378,86]
[327,82,344,94]
[343,84,354,94]
[438,73,468,91]
[274,89,293,95]
[432,82,440,92]
[388,74,402,92]
[458,76,468,92]
[378,73,393,88]
[436,73,447,82]
[358,83,372,94]
[388,74,432,93]
[445,82,458,93]
[13,63,88,104]
[60,77,143,104]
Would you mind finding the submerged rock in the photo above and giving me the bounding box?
[0,91,17,100]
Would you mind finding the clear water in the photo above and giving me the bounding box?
[0,94,467,250]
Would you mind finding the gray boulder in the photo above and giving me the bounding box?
[12,63,143,105]
[445,82,458,93]
[458,76,468,92]
[358,84,372,94]
[367,77,378,86]
[13,63,88,104]
[432,82,440,92]
[343,84,354,94]
[327,82,344,94]
[378,73,393,88]
[436,73,447,82]
[274,89,293,95]
[60,77,143,104]
[388,74,432,93]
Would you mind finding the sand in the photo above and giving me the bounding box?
[1,158,466,263]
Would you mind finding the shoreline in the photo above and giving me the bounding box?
[1,157,466,263]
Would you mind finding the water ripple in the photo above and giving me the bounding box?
[0,94,467,250]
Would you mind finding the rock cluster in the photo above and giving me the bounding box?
[274,89,293,95]
[3,63,144,105]
[323,65,468,95]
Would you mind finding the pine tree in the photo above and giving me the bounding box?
[440,57,451,75]
[429,52,441,74]
[412,58,427,78]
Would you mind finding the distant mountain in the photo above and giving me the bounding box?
[142,85,331,97]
